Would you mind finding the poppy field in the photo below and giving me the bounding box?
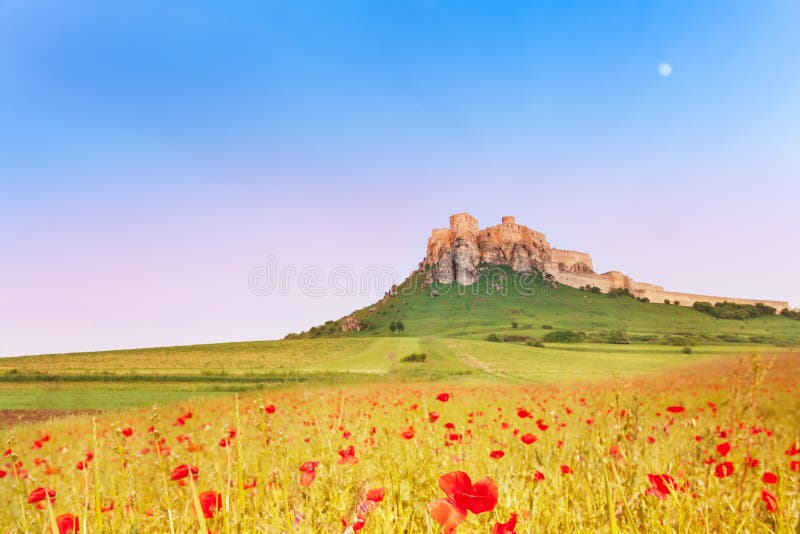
[1,353,798,533]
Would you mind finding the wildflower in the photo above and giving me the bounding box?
[716,442,731,456]
[428,471,498,533]
[170,464,199,481]
[761,472,778,484]
[489,450,505,459]
[560,465,573,475]
[437,393,451,402]
[520,433,537,445]
[401,427,415,440]
[299,461,318,487]
[366,487,385,502]
[646,474,678,499]
[761,490,777,513]
[428,411,440,423]
[27,487,56,504]
[714,461,734,478]
[265,404,276,414]
[666,406,685,413]
[785,442,799,456]
[121,427,133,437]
[338,445,358,465]
[492,513,518,534]
[56,513,79,533]
[532,471,545,482]
[198,490,222,519]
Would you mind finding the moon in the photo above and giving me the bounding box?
[658,63,672,77]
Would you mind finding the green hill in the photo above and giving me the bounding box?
[2,265,797,411]
[291,266,800,346]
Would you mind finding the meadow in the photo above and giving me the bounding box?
[2,271,799,531]
[0,353,797,532]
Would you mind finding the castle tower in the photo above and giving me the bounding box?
[449,212,478,234]
[502,216,516,225]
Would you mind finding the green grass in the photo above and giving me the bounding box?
[2,266,797,410]
[303,267,800,343]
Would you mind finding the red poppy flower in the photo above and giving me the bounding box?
[785,441,800,456]
[27,486,56,504]
[716,442,731,457]
[428,471,499,533]
[489,450,505,459]
[338,445,358,465]
[762,472,778,484]
[492,513,518,534]
[791,461,800,472]
[437,393,451,402]
[745,456,759,468]
[761,490,777,513]
[170,464,199,481]
[714,461,734,478]
[666,406,685,413]
[299,461,318,487]
[646,474,678,499]
[265,404,276,414]
[520,433,537,445]
[243,477,257,489]
[56,513,79,534]
[536,419,549,431]
[0,470,6,478]
[100,501,114,513]
[517,409,531,419]
[560,465,573,475]
[366,487,385,502]
[533,470,545,482]
[121,427,133,437]
[428,411,440,423]
[401,427,415,440]
[198,490,222,519]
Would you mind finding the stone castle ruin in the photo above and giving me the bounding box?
[422,212,791,312]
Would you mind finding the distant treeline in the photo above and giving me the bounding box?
[692,301,776,320]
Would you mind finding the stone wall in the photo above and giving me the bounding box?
[421,212,792,312]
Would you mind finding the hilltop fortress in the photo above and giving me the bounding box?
[422,213,791,312]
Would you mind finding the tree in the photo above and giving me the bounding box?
[389,321,397,333]
[396,321,405,332]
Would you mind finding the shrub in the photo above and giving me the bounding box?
[608,288,632,298]
[542,330,585,343]
[400,353,427,363]
[682,346,693,354]
[664,299,671,305]
[502,334,530,343]
[541,324,554,330]
[486,333,501,342]
[510,321,518,329]
[606,330,630,344]
[526,339,545,348]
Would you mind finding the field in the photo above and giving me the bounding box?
[2,272,799,532]
[1,353,798,532]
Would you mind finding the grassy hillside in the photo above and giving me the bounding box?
[295,266,800,344]
[2,265,797,411]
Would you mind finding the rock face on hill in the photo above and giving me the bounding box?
[421,212,791,312]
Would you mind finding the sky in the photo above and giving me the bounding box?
[1,0,799,356]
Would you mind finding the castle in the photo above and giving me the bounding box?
[422,213,791,312]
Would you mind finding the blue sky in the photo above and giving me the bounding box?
[1,1,799,355]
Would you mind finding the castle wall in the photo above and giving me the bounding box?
[550,249,594,271]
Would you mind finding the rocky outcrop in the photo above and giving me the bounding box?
[341,315,362,332]
[421,212,791,313]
